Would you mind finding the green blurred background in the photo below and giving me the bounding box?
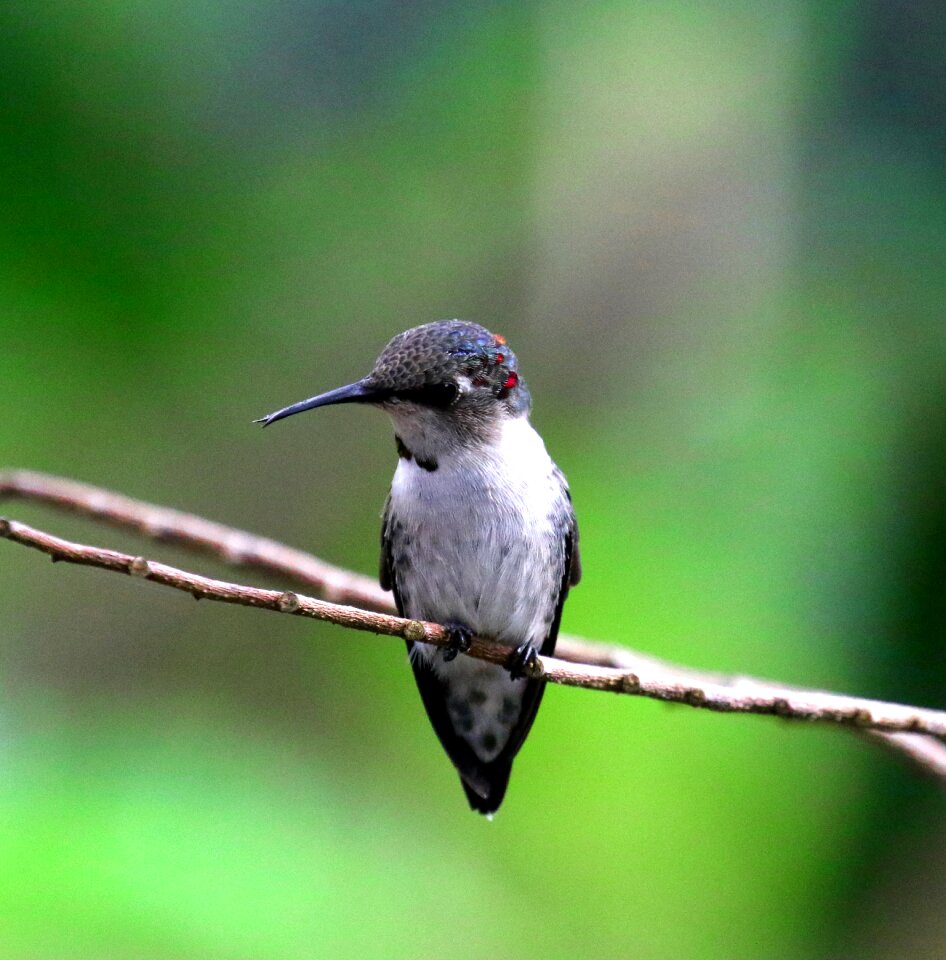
[2,1,945,957]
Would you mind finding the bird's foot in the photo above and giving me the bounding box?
[442,622,473,662]
[507,641,539,680]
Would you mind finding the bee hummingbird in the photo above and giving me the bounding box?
[257,320,580,815]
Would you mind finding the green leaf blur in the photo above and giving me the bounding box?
[2,2,945,957]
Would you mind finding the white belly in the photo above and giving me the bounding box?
[388,416,564,661]
[386,416,570,762]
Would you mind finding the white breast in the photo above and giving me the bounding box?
[388,415,566,668]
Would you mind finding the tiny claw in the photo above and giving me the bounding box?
[442,622,473,662]
[507,641,539,679]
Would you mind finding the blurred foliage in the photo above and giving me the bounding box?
[2,1,946,957]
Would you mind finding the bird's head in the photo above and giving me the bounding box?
[256,320,530,459]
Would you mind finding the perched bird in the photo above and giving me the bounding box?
[257,320,580,815]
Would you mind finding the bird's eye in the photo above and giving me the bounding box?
[429,381,459,407]
[398,381,458,408]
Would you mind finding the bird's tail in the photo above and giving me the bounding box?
[461,760,512,817]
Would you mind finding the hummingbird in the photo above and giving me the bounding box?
[256,320,580,815]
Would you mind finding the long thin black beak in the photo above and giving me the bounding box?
[255,379,383,427]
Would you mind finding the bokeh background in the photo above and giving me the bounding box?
[2,2,946,957]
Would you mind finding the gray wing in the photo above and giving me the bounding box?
[379,495,401,604]
[560,471,581,589]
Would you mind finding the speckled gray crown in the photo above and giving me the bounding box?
[368,320,520,394]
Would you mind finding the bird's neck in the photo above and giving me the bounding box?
[390,412,547,479]
[386,406,491,471]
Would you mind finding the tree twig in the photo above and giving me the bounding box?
[3,469,946,780]
[0,469,389,609]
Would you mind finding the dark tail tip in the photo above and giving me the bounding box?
[461,761,512,816]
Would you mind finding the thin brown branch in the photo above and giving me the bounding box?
[0,469,390,610]
[3,469,946,782]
